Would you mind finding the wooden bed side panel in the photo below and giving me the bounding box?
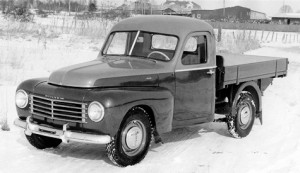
[238,61,276,79]
[222,58,288,87]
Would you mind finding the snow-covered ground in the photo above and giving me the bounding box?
[0,43,299,173]
[1,16,300,172]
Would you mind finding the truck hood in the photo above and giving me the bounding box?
[48,58,162,88]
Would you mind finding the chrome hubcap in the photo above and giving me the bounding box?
[126,126,143,150]
[121,120,146,156]
[240,106,251,125]
[238,102,252,130]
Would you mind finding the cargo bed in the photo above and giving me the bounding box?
[216,53,288,89]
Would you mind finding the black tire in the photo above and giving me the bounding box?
[25,134,62,149]
[227,91,256,138]
[106,107,153,166]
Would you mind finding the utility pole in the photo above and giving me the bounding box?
[68,0,71,15]
[150,1,152,15]
[223,0,226,18]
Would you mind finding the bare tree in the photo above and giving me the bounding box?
[1,0,8,13]
[279,5,293,13]
[88,0,96,12]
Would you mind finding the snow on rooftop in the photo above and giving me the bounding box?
[272,13,300,19]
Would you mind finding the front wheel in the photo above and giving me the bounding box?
[106,108,152,166]
[227,91,256,138]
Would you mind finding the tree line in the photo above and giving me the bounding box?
[1,0,97,13]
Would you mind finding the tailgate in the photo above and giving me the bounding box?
[216,53,288,88]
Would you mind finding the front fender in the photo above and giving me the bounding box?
[16,78,47,120]
[84,87,174,137]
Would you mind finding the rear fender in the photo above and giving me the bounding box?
[230,81,262,123]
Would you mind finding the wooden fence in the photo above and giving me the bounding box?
[214,28,300,44]
[208,21,300,32]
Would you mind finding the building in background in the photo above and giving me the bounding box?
[162,0,201,16]
[250,10,267,20]
[192,6,267,21]
[116,0,157,15]
[272,13,300,25]
[134,0,151,14]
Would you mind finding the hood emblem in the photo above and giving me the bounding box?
[45,95,64,100]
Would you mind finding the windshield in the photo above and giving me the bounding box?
[102,31,178,61]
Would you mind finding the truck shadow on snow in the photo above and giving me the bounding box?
[16,121,230,166]
[50,143,114,165]
[16,131,113,165]
[151,122,231,150]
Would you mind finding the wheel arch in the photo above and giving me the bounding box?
[231,81,262,119]
[123,105,156,130]
[118,101,172,138]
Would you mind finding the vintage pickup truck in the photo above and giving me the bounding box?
[14,16,288,166]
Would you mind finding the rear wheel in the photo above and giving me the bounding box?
[227,91,256,138]
[25,134,62,149]
[106,108,152,166]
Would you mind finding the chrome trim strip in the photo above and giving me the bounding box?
[32,112,53,118]
[31,99,51,105]
[51,112,83,119]
[33,109,83,118]
[82,104,86,123]
[15,117,111,145]
[175,66,217,72]
[51,99,54,119]
[30,95,34,114]
[53,108,83,114]
[33,95,87,105]
[32,104,52,111]
[52,104,85,110]
[31,95,87,123]
[32,112,85,123]
[32,107,52,115]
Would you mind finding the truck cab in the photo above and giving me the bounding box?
[14,16,288,167]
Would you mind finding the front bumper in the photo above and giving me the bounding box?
[14,116,111,144]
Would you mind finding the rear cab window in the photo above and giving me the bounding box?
[182,35,207,65]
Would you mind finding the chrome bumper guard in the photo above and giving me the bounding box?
[14,116,111,144]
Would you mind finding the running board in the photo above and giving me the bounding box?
[213,117,228,123]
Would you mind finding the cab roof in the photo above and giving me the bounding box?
[110,15,214,39]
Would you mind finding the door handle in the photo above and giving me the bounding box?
[207,69,215,75]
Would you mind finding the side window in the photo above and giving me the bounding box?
[182,35,207,65]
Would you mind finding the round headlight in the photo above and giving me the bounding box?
[15,89,28,108]
[88,101,105,122]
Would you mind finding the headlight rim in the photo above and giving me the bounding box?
[15,89,29,109]
[88,101,105,122]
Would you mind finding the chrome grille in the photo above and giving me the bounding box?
[30,95,87,123]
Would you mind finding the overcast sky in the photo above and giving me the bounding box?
[108,0,300,16]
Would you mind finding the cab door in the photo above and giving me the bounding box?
[173,32,216,127]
